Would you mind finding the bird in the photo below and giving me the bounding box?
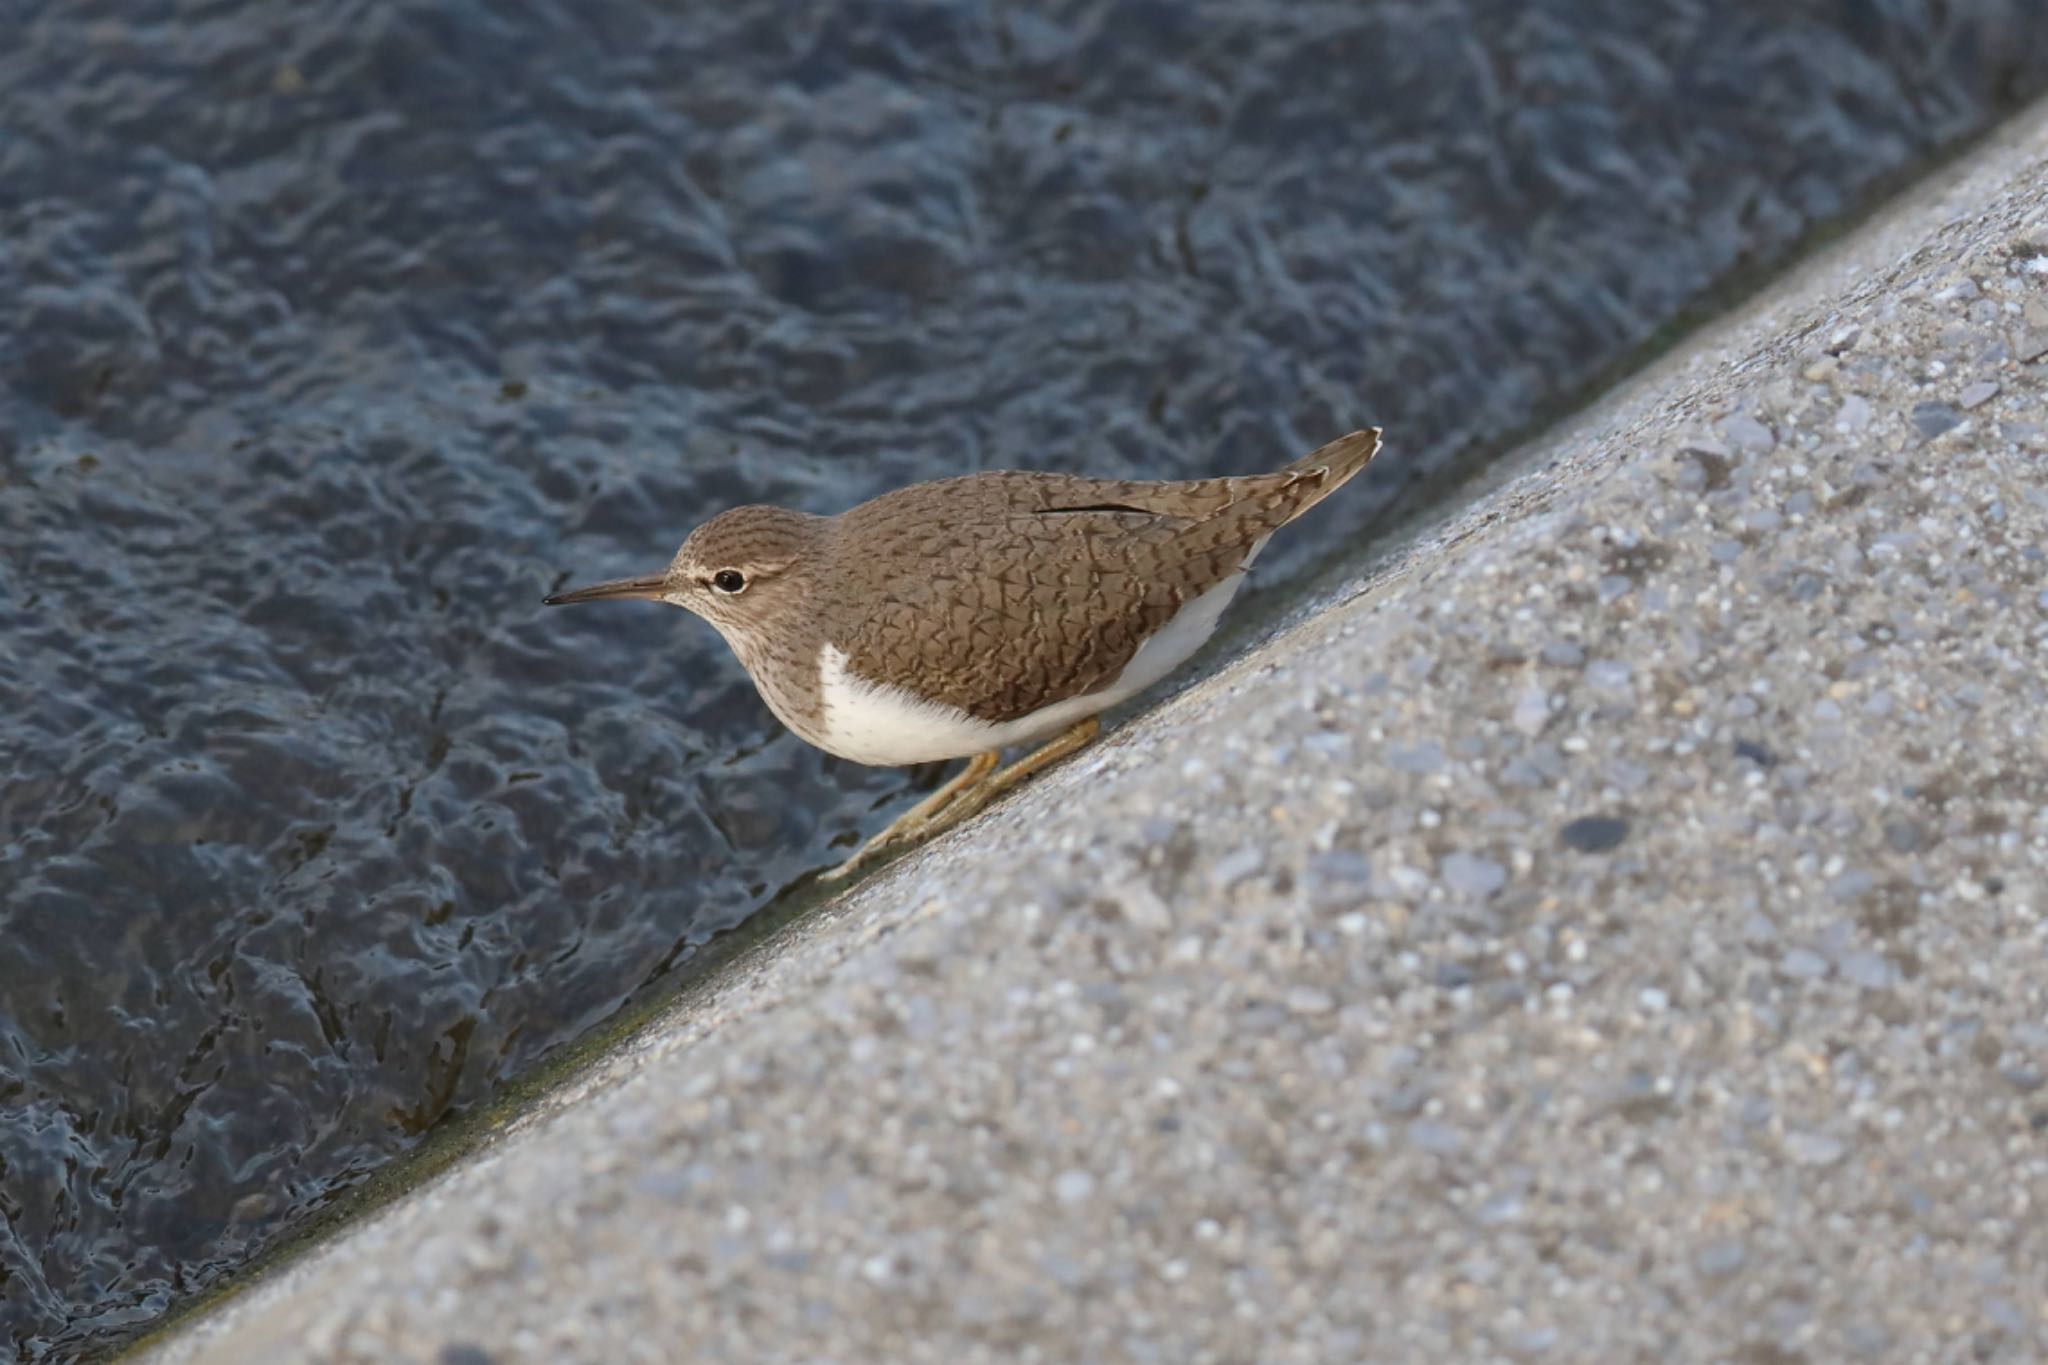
[545,428,1382,878]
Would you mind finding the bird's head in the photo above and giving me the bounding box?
[545,504,825,651]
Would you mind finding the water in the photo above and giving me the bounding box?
[2,0,2043,1356]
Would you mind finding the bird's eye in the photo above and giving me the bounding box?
[711,569,748,595]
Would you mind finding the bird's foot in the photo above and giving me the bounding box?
[821,749,1000,881]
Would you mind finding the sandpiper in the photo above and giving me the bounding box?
[546,428,1382,877]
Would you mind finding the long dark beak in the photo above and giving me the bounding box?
[543,574,669,606]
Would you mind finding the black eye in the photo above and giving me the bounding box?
[711,569,747,595]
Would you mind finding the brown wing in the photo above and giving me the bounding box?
[823,431,1379,724]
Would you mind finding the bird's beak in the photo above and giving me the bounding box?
[543,574,669,606]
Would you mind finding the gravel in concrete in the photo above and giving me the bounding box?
[147,104,2048,1365]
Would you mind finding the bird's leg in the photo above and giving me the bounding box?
[823,750,1000,881]
[927,716,1102,832]
[896,750,1003,835]
[820,717,1102,882]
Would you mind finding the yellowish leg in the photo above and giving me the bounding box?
[821,717,1103,882]
[938,716,1101,831]
[823,750,1000,881]
[896,750,1002,835]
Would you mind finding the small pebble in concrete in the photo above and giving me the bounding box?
[1440,852,1508,898]
[1211,844,1264,885]
[1837,950,1896,990]
[1307,849,1372,893]
[1733,738,1779,768]
[1779,947,1830,980]
[1512,689,1553,736]
[1387,741,1444,774]
[1585,659,1633,693]
[1910,401,1963,439]
[1957,379,2000,408]
[1559,816,1630,852]
[1285,986,1337,1015]
[1407,1120,1465,1156]
[1723,413,1776,452]
[1784,1132,1847,1166]
[1697,1241,1748,1278]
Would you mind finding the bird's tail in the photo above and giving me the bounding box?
[1147,427,1385,575]
[1277,427,1382,510]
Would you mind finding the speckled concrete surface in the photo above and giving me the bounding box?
[145,106,2048,1365]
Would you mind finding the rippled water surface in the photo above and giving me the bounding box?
[3,0,2045,1356]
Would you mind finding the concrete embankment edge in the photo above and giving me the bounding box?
[146,102,2048,1363]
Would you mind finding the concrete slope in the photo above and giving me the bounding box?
[148,103,2048,1365]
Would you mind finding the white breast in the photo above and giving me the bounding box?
[813,568,1250,767]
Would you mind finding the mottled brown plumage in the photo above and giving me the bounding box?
[826,431,1379,722]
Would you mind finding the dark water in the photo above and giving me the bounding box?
[2,0,2043,1356]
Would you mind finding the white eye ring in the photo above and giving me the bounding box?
[710,569,748,595]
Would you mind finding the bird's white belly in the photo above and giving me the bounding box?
[814,570,1249,766]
